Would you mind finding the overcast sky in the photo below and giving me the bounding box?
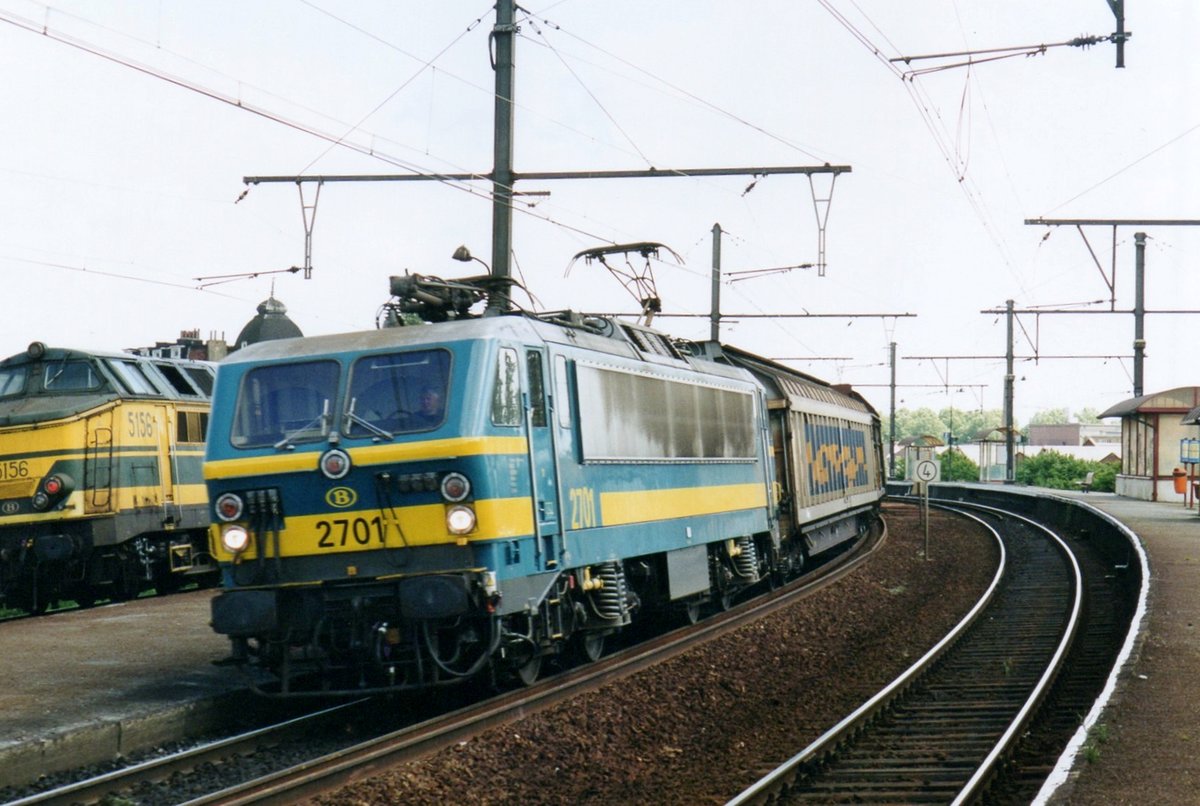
[1,1,1196,424]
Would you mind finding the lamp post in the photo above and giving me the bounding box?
[452,245,490,272]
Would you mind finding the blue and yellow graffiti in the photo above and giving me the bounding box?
[805,421,869,495]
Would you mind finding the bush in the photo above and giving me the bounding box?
[1016,450,1116,491]
[941,448,979,482]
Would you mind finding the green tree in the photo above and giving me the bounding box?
[1075,407,1102,424]
[940,408,1006,445]
[882,407,948,444]
[1028,408,1070,426]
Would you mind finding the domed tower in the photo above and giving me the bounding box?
[233,297,303,351]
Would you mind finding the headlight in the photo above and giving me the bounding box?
[440,472,471,502]
[214,493,244,522]
[221,525,251,554]
[32,473,74,511]
[320,448,351,480]
[446,505,477,535]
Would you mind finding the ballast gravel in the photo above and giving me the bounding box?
[317,502,998,805]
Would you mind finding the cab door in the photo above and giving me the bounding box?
[85,410,115,514]
[153,404,182,525]
[525,348,562,569]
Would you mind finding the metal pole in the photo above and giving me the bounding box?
[923,490,931,560]
[710,223,722,341]
[1004,299,1015,483]
[1133,231,1146,397]
[488,0,516,311]
[889,341,897,479]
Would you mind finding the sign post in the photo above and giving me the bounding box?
[913,458,941,561]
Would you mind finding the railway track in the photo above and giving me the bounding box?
[729,500,1135,805]
[11,520,886,806]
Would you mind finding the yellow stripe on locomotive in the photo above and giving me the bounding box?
[209,496,536,564]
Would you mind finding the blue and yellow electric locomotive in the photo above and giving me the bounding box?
[0,342,218,611]
[205,276,883,694]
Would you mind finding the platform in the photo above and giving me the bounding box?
[0,589,255,790]
[1041,491,1200,804]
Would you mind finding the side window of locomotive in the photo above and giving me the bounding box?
[44,360,102,392]
[231,360,340,448]
[576,364,756,462]
[152,362,203,397]
[491,347,521,426]
[554,355,571,428]
[345,349,451,436]
[107,360,163,396]
[183,366,215,397]
[0,367,26,397]
[176,411,208,443]
[526,350,546,427]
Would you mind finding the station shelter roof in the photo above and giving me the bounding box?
[898,434,944,448]
[972,426,1020,442]
[1099,386,1200,419]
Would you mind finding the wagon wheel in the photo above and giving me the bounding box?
[684,600,702,625]
[718,589,736,612]
[574,631,605,664]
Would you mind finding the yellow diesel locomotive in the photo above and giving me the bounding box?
[0,342,217,611]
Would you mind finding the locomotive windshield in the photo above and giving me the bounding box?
[231,360,340,449]
[344,348,451,437]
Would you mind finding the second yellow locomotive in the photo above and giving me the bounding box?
[0,342,218,612]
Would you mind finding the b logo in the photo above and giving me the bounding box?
[325,487,357,508]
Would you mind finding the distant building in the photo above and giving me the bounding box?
[127,296,301,363]
[129,328,228,361]
[1027,422,1121,446]
[233,297,302,351]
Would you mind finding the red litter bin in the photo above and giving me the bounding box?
[1174,467,1187,494]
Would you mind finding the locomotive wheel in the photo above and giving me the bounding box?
[684,600,702,624]
[718,590,735,611]
[515,653,542,686]
[574,632,605,664]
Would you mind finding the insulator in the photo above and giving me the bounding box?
[732,536,759,580]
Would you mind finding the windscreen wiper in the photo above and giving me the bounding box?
[343,398,394,441]
[274,398,331,451]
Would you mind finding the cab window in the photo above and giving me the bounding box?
[345,349,451,436]
[0,367,26,397]
[231,360,340,448]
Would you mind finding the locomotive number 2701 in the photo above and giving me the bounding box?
[568,486,598,529]
[316,516,387,548]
